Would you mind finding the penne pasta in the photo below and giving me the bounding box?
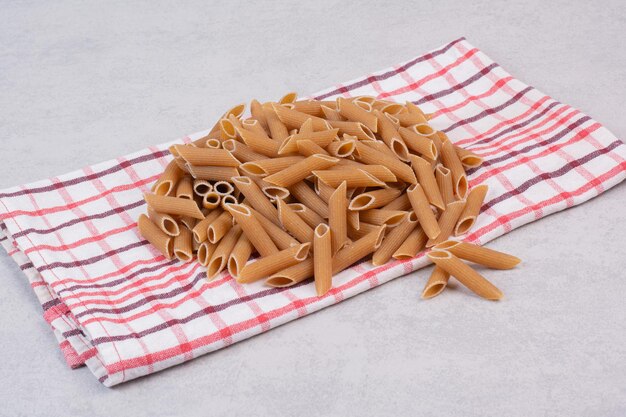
[326,120,375,141]
[205,138,221,149]
[147,208,180,237]
[224,204,278,256]
[314,169,386,188]
[426,200,466,247]
[237,125,281,157]
[421,266,450,299]
[197,241,218,266]
[347,209,359,232]
[263,105,290,142]
[289,181,329,218]
[347,221,380,241]
[202,192,221,209]
[329,181,348,254]
[250,99,269,133]
[398,127,438,160]
[238,243,310,284]
[409,155,445,210]
[144,193,204,219]
[264,154,339,188]
[332,161,398,183]
[313,224,333,296]
[455,184,488,236]
[427,250,503,300]
[207,210,233,243]
[440,140,468,199]
[173,225,193,262]
[192,209,222,243]
[373,110,410,162]
[240,156,305,177]
[277,199,314,243]
[174,145,240,167]
[178,215,197,231]
[250,207,299,250]
[231,176,280,226]
[455,145,483,168]
[228,233,254,278]
[221,194,238,206]
[354,142,417,184]
[222,139,268,163]
[207,225,243,279]
[296,139,330,156]
[359,209,407,227]
[193,180,213,197]
[405,101,428,120]
[186,165,239,182]
[265,258,314,287]
[138,214,174,259]
[332,225,386,274]
[273,104,328,131]
[392,227,428,259]
[321,105,345,121]
[152,160,185,196]
[362,140,398,159]
[433,240,521,270]
[213,181,235,196]
[288,203,325,229]
[291,100,325,117]
[279,129,339,154]
[406,183,441,240]
[382,193,412,211]
[349,187,402,211]
[219,118,237,140]
[175,175,194,200]
[412,123,436,137]
[435,164,455,206]
[337,97,378,132]
[395,111,428,127]
[372,211,419,266]
[326,139,356,158]
[279,92,298,104]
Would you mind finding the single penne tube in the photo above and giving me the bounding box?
[238,243,310,284]
[225,204,278,256]
[207,210,233,243]
[313,169,386,188]
[359,209,407,227]
[349,188,402,211]
[232,176,280,226]
[433,240,521,270]
[354,142,417,183]
[352,100,372,111]
[186,165,239,182]
[279,129,339,154]
[372,211,419,266]
[144,193,204,219]
[376,102,405,115]
[205,138,221,149]
[313,224,333,296]
[332,161,397,182]
[152,159,185,196]
[406,183,441,240]
[147,208,180,237]
[279,92,298,104]
[240,156,305,177]
[413,123,437,137]
[326,120,375,141]
[289,181,329,218]
[405,101,428,120]
[222,139,268,163]
[173,145,240,167]
[175,175,194,200]
[441,140,468,199]
[427,250,503,300]
[421,266,450,299]
[329,181,348,254]
[398,126,438,160]
[455,145,483,168]
[173,226,193,262]
[191,208,222,243]
[296,139,329,156]
[435,164,455,206]
[221,194,238,206]
[219,118,237,140]
[395,110,427,127]
[337,97,378,132]
[430,131,443,157]
[237,125,281,157]
[347,221,380,240]
[250,207,299,250]
[224,103,245,120]
[373,109,409,159]
[212,181,233,196]
[193,180,212,197]
[332,225,386,274]
[227,113,243,131]
[320,105,345,121]
[273,104,328,131]
[265,258,314,287]
[227,233,254,278]
[173,156,190,173]
[277,199,314,243]
[207,225,243,279]
[262,105,290,142]
[326,139,356,158]
[264,154,339,188]
[409,155,445,210]
[347,209,359,232]
[426,200,466,247]
[242,118,268,138]
[288,203,325,229]
[392,227,428,259]
[291,100,325,117]
[250,99,269,133]
[179,215,197,230]
[455,184,489,235]
[382,193,412,211]
[361,140,398,159]
[197,241,218,266]
[138,214,174,259]
[202,192,221,209]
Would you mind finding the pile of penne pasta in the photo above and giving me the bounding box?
[139,93,520,300]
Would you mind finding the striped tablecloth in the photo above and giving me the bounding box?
[1,37,624,387]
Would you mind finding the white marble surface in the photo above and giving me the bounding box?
[1,1,625,416]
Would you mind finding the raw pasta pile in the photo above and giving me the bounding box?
[139,93,521,300]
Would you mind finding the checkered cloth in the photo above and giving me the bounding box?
[1,38,625,387]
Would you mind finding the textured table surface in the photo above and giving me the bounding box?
[1,1,625,416]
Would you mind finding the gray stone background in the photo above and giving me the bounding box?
[1,1,625,416]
